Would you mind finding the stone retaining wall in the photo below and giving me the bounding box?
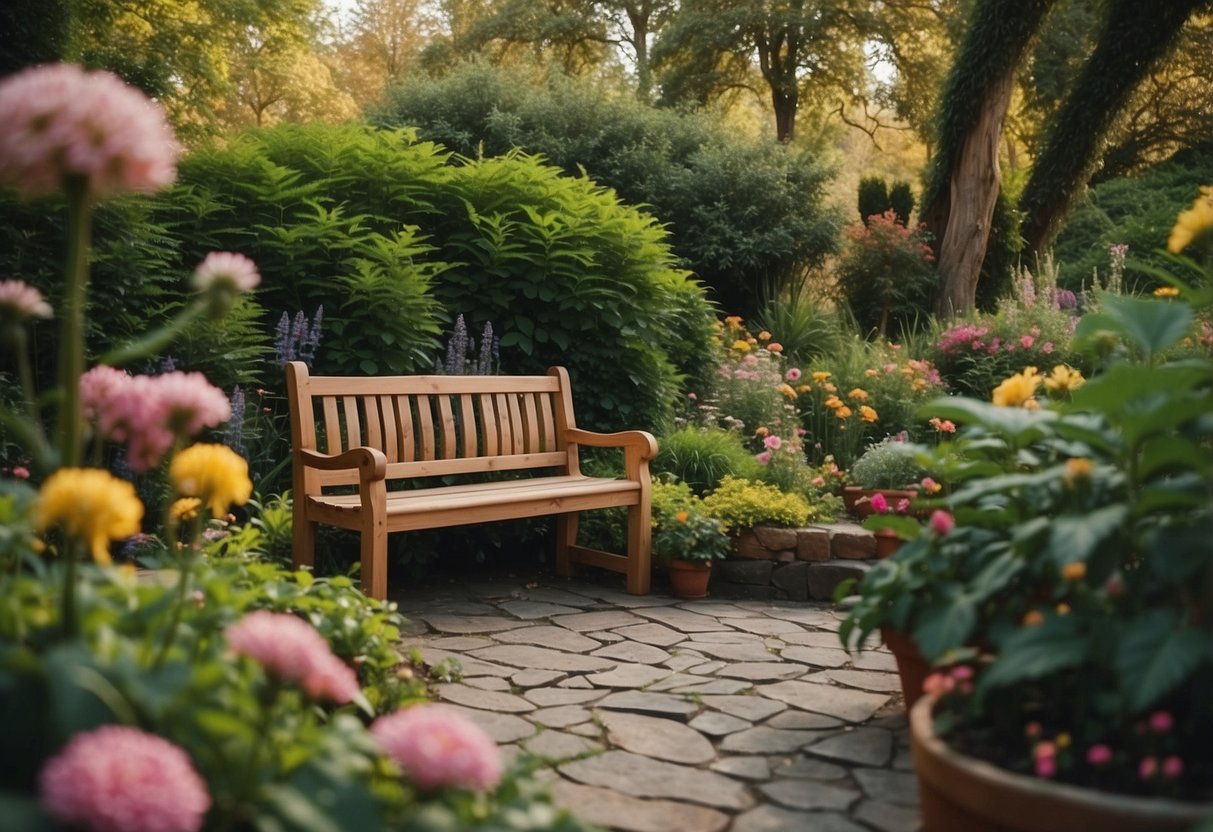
[708,523,878,602]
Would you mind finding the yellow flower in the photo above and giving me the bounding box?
[1152,286,1180,298]
[1062,561,1087,582]
[824,395,843,410]
[864,368,879,378]
[835,406,853,419]
[731,339,751,352]
[811,371,831,383]
[724,315,743,327]
[170,497,202,522]
[992,367,1042,408]
[36,468,143,565]
[747,336,758,345]
[1063,457,1093,485]
[859,405,878,423]
[1055,733,1072,750]
[912,378,927,392]
[171,443,252,517]
[1043,364,1085,393]
[796,384,812,394]
[1056,603,1071,615]
[1167,188,1213,254]
[777,383,797,398]
[757,330,771,341]
[847,388,868,401]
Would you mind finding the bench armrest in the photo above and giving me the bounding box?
[298,447,387,482]
[565,428,658,459]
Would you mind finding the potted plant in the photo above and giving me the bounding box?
[843,435,929,517]
[649,479,731,599]
[838,201,1213,829]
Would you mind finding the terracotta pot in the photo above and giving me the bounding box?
[909,696,1212,832]
[874,530,903,559]
[667,559,712,600]
[843,486,919,519]
[882,627,929,710]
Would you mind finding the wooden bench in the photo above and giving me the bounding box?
[286,362,657,600]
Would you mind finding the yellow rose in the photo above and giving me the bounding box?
[36,468,144,565]
[1167,188,1213,254]
[992,367,1042,408]
[171,443,252,517]
[1043,364,1085,393]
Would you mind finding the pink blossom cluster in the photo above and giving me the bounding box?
[936,323,991,355]
[923,664,974,699]
[0,279,53,321]
[79,367,231,471]
[0,63,179,198]
[371,704,503,792]
[39,725,210,832]
[225,610,360,703]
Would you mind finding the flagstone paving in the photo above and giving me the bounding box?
[395,574,921,832]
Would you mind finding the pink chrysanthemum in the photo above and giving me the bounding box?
[371,705,502,792]
[155,371,232,438]
[225,611,359,703]
[0,279,52,321]
[930,510,955,536]
[39,725,210,832]
[192,252,261,294]
[0,63,179,198]
[869,492,889,513]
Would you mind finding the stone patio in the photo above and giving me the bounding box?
[394,568,921,832]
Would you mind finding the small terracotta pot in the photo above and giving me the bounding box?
[874,530,903,559]
[882,627,929,710]
[844,486,919,519]
[909,696,1211,832]
[667,559,712,600]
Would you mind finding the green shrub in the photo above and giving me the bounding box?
[702,476,812,531]
[653,429,761,496]
[751,284,847,364]
[889,181,916,225]
[378,62,842,318]
[835,210,937,339]
[858,176,889,223]
[847,437,927,489]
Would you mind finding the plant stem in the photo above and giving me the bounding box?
[58,175,92,469]
[61,538,80,636]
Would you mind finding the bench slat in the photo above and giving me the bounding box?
[305,374,560,396]
[416,395,436,460]
[538,393,555,452]
[380,395,399,463]
[343,396,362,449]
[478,394,497,456]
[322,397,341,453]
[363,396,382,452]
[437,395,457,459]
[460,394,477,457]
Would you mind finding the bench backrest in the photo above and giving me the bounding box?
[286,362,580,491]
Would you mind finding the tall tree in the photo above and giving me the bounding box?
[921,0,1054,316]
[336,0,434,108]
[652,0,868,143]
[1018,0,1211,256]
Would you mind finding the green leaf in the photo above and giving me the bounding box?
[1047,505,1128,567]
[1141,520,1213,583]
[919,398,1057,443]
[979,616,1089,691]
[1116,610,1210,711]
[968,551,1022,602]
[1073,294,1193,358]
[913,593,976,661]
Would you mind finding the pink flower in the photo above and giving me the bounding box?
[1034,741,1056,760]
[811,476,825,486]
[192,252,260,295]
[895,498,911,513]
[929,510,955,536]
[1139,756,1158,780]
[756,451,771,465]
[1025,722,1042,738]
[0,63,178,198]
[869,492,889,513]
[1148,711,1174,733]
[1162,755,1183,778]
[0,279,52,321]
[1035,756,1056,778]
[39,725,210,832]
[372,705,502,791]
[1087,744,1112,766]
[1020,335,1035,349]
[920,476,941,493]
[155,371,231,438]
[1043,342,1054,354]
[763,435,782,451]
[12,466,30,479]
[225,611,359,703]
[950,665,973,681]
[785,367,802,382]
[922,672,954,697]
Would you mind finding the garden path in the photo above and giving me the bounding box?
[394,569,921,832]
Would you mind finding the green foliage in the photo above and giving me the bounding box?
[702,475,812,531]
[1052,148,1213,293]
[378,62,842,318]
[848,437,927,490]
[750,283,846,365]
[835,211,937,339]
[888,181,916,226]
[858,176,889,224]
[652,506,731,564]
[653,427,761,496]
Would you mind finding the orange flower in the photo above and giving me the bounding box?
[835,406,853,419]
[1023,610,1045,627]
[777,383,797,398]
[757,330,772,341]
[859,405,878,422]
[811,371,831,383]
[1063,458,1093,485]
[755,426,769,437]
[824,395,843,409]
[847,388,869,401]
[1062,561,1086,582]
[864,368,879,378]
[676,511,689,524]
[797,384,812,394]
[823,382,837,394]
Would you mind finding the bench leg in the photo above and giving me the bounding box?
[625,503,652,595]
[360,512,388,602]
[554,513,578,578]
[292,507,315,572]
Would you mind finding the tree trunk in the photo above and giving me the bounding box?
[773,89,796,143]
[934,68,1014,317]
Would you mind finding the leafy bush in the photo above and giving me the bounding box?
[848,436,927,489]
[750,283,847,364]
[653,427,761,496]
[835,210,937,338]
[378,62,842,317]
[702,476,812,531]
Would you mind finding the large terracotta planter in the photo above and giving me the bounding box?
[668,559,712,600]
[882,627,928,710]
[909,696,1212,832]
[843,486,919,519]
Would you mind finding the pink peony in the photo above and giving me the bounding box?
[39,725,210,832]
[930,510,955,536]
[895,498,911,513]
[1148,711,1174,733]
[1162,755,1183,778]
[0,279,53,320]
[1087,744,1113,766]
[1020,335,1036,349]
[763,435,783,451]
[371,705,502,792]
[12,466,30,479]
[869,492,889,513]
[755,451,771,465]
[0,63,178,198]
[192,252,261,295]
[225,611,359,704]
[785,367,802,382]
